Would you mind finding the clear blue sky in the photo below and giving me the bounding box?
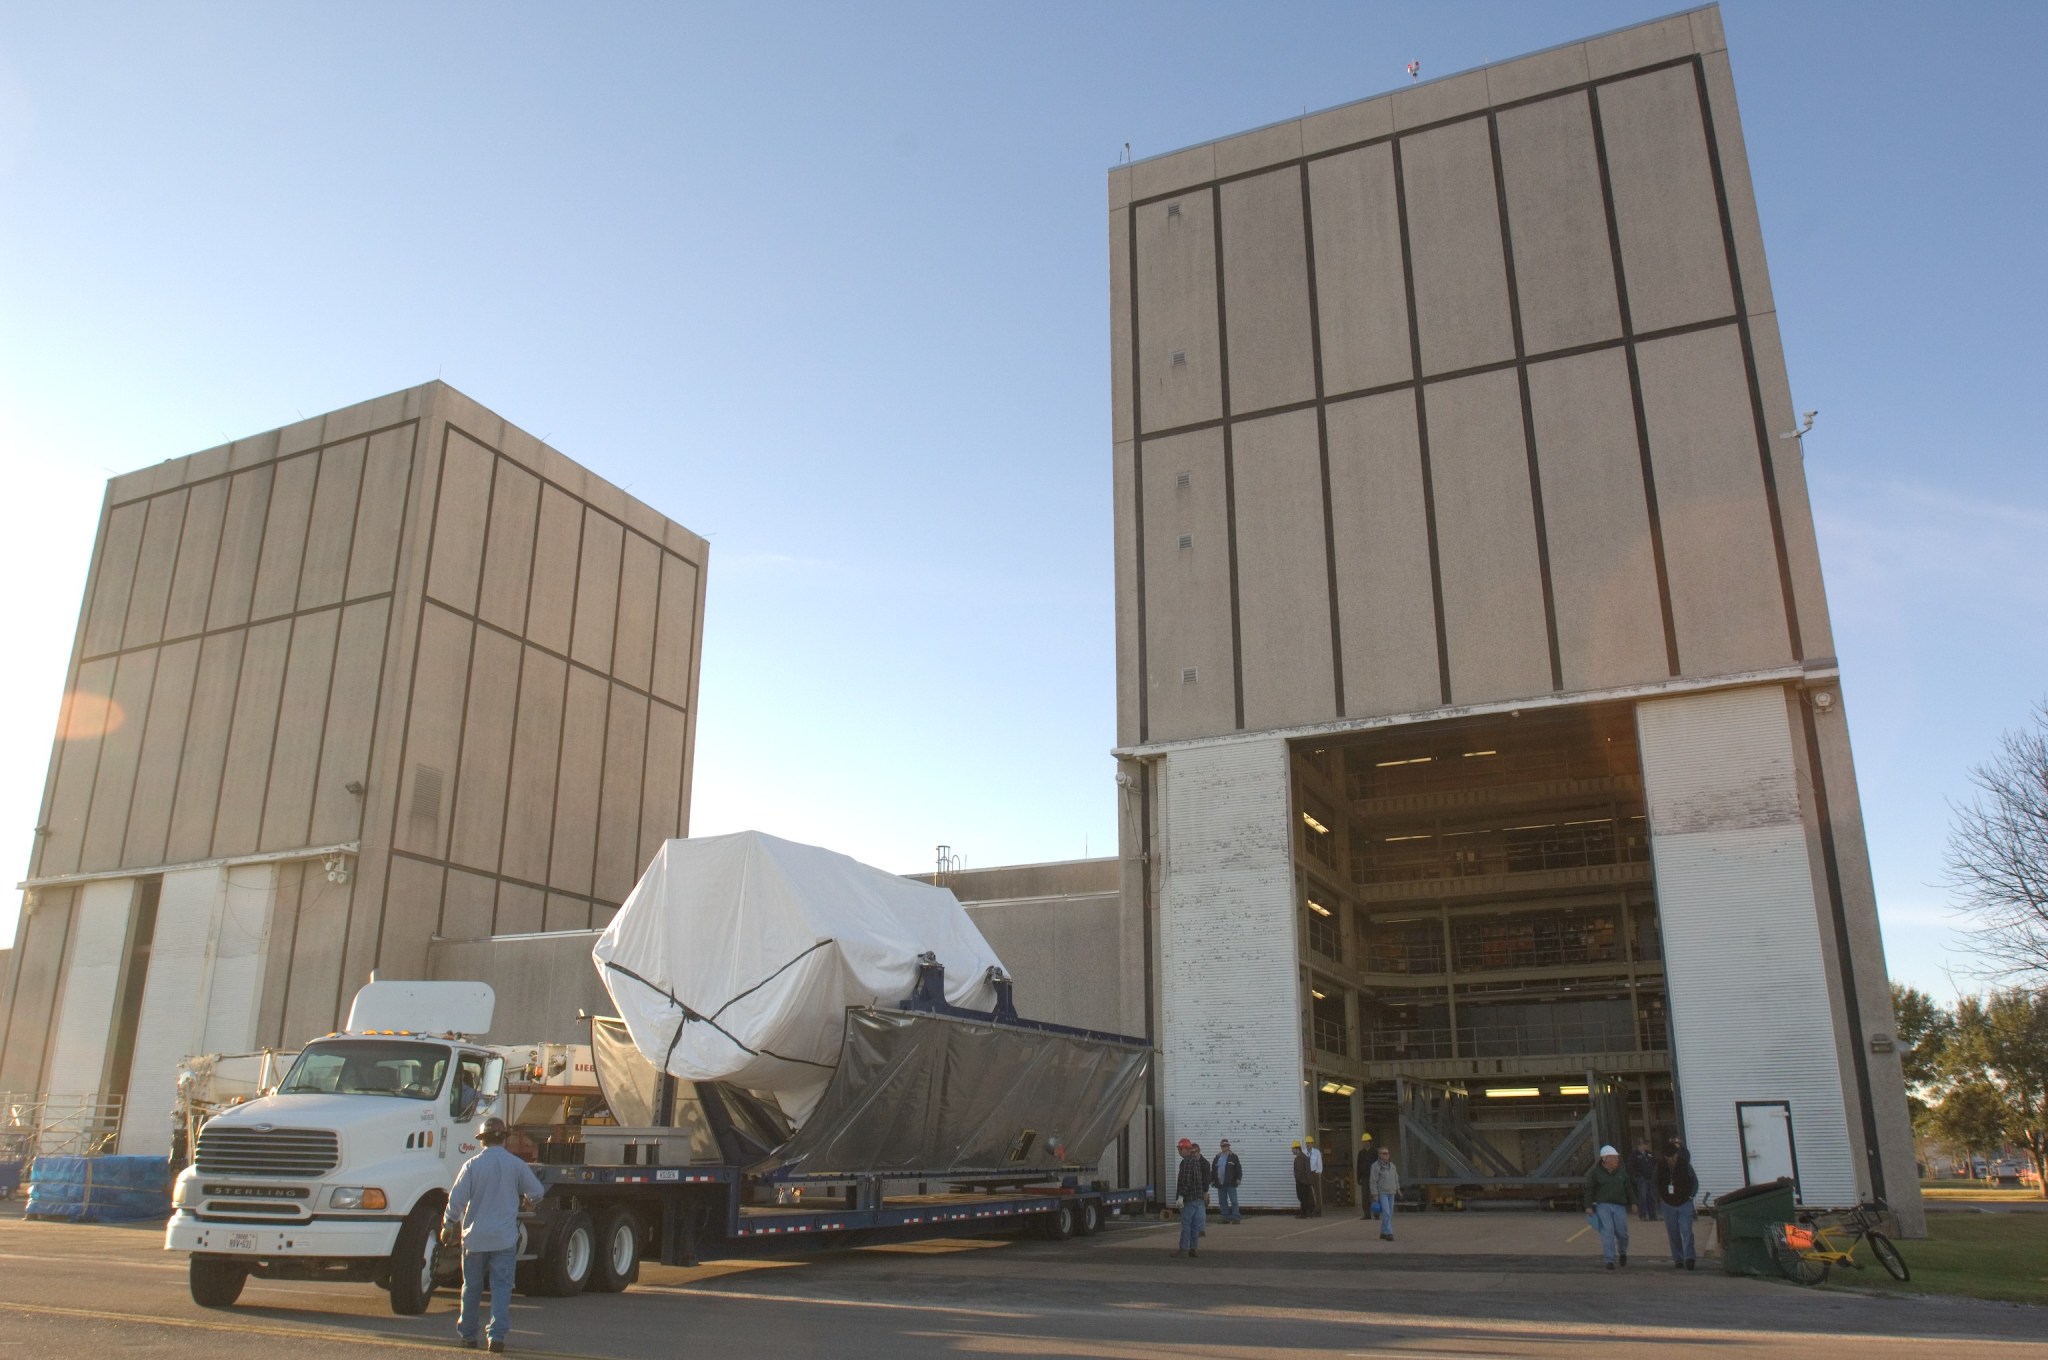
[2,3,2042,1001]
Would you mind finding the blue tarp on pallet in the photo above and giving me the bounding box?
[25,1155,173,1223]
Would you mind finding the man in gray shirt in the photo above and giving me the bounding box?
[442,1116,544,1352]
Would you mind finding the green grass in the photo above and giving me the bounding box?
[1829,1213,2048,1306]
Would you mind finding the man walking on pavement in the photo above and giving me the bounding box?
[1211,1139,1244,1224]
[1585,1144,1635,1270]
[1367,1144,1401,1241]
[1658,1137,1700,1270]
[1291,1141,1315,1218]
[1174,1138,1212,1257]
[1355,1134,1375,1219]
[1628,1138,1661,1221]
[1306,1136,1324,1216]
[442,1115,545,1352]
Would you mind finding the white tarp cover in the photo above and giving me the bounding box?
[592,831,1003,1121]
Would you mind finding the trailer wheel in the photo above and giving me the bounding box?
[536,1208,594,1297]
[388,1198,444,1316]
[189,1257,248,1309]
[1041,1200,1076,1241]
[1073,1198,1103,1237]
[587,1205,641,1293]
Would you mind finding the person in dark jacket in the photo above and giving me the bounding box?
[1174,1139,1212,1257]
[1291,1142,1314,1218]
[1355,1134,1376,1219]
[1628,1138,1661,1221]
[1658,1137,1700,1269]
[1584,1144,1634,1269]
[1211,1139,1244,1224]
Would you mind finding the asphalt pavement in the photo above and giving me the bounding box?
[1,1204,2042,1358]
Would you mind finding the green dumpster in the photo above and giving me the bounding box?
[1711,1176,1797,1277]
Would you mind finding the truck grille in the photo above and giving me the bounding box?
[194,1126,339,1178]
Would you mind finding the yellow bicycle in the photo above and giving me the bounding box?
[1765,1200,1910,1285]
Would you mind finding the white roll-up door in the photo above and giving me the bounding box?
[1158,737,1304,1209]
[1636,686,1857,1206]
[42,880,136,1124]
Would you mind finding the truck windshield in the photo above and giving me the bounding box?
[278,1040,451,1101]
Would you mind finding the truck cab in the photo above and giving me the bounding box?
[165,982,507,1313]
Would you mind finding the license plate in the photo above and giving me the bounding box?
[228,1233,257,1251]
[657,1170,679,1181]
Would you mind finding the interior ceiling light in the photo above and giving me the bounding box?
[1306,899,1332,917]
[1311,988,1327,1000]
[1302,812,1331,834]
[1485,1086,1541,1099]
[1384,833,1432,843]
[1463,750,1497,758]
[1374,756,1434,767]
[1559,1085,1591,1096]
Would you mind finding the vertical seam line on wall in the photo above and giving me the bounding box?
[300,441,374,853]
[676,553,703,838]
[492,462,546,937]
[367,420,452,977]
[100,651,160,873]
[1487,110,1565,694]
[1211,183,1246,730]
[1798,698,1884,1200]
[638,544,669,876]
[252,441,336,858]
[1587,85,1682,678]
[1127,204,1149,744]
[138,489,192,650]
[1692,57,1803,662]
[590,513,632,925]
[540,505,589,924]
[434,449,497,937]
[136,495,198,870]
[201,463,280,862]
[1298,162,1346,715]
[157,480,228,867]
[1389,136,1453,705]
[247,619,298,861]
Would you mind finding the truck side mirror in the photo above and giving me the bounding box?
[481,1056,506,1102]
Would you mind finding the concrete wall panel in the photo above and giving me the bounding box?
[441,868,497,942]
[38,659,117,876]
[426,433,493,612]
[250,452,317,620]
[639,703,688,872]
[1109,210,1134,443]
[203,863,276,1055]
[298,439,366,611]
[1220,168,1315,414]
[1400,119,1514,376]
[121,490,188,650]
[1425,369,1553,703]
[1700,51,1774,317]
[1112,440,1141,746]
[163,478,227,639]
[449,626,520,871]
[1230,410,1335,728]
[206,466,274,631]
[394,604,473,860]
[277,872,352,1043]
[427,932,612,1042]
[308,598,391,846]
[1325,393,1440,714]
[571,513,624,671]
[1599,66,1732,334]
[255,862,303,1046]
[378,855,445,983]
[650,553,698,706]
[1496,93,1622,354]
[1307,145,1410,396]
[1526,349,1669,690]
[80,651,157,868]
[477,461,540,634]
[1748,312,1833,658]
[0,889,74,1091]
[121,637,200,867]
[545,893,590,934]
[501,649,566,887]
[259,609,341,852]
[41,880,133,1109]
[613,534,660,692]
[345,426,415,599]
[213,619,292,857]
[83,501,144,657]
[594,688,649,903]
[1134,191,1223,433]
[1637,327,1790,673]
[547,668,608,895]
[166,632,245,863]
[526,486,583,655]
[494,882,546,938]
[1139,428,1235,740]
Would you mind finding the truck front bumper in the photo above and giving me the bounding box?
[167,1211,401,1259]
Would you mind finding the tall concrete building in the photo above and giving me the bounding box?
[1108,6,1920,1226]
[0,382,707,1154]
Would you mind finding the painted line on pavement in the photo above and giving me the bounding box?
[0,1300,609,1359]
[637,1284,1027,1319]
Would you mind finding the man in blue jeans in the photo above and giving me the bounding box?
[1211,1139,1243,1224]
[442,1116,545,1351]
[1172,1139,1212,1257]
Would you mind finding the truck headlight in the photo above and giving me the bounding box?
[328,1187,388,1210]
[172,1173,201,1208]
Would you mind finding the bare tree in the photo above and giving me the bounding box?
[1945,701,2048,982]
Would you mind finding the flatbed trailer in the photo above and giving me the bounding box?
[511,1163,1151,1291]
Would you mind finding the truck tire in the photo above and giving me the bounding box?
[536,1208,594,1297]
[587,1205,641,1293]
[388,1199,444,1316]
[1073,1198,1103,1237]
[189,1256,248,1308]
[1041,1200,1076,1241]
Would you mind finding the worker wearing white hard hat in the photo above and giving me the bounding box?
[1584,1144,1636,1269]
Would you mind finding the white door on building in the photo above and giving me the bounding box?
[1738,1101,1797,1191]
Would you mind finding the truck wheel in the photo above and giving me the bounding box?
[388,1200,443,1316]
[189,1257,248,1308]
[1073,1198,1103,1237]
[587,1206,641,1293]
[1041,1200,1076,1241]
[537,1209,594,1297]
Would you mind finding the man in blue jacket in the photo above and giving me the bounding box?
[441,1116,545,1352]
[1211,1140,1244,1224]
